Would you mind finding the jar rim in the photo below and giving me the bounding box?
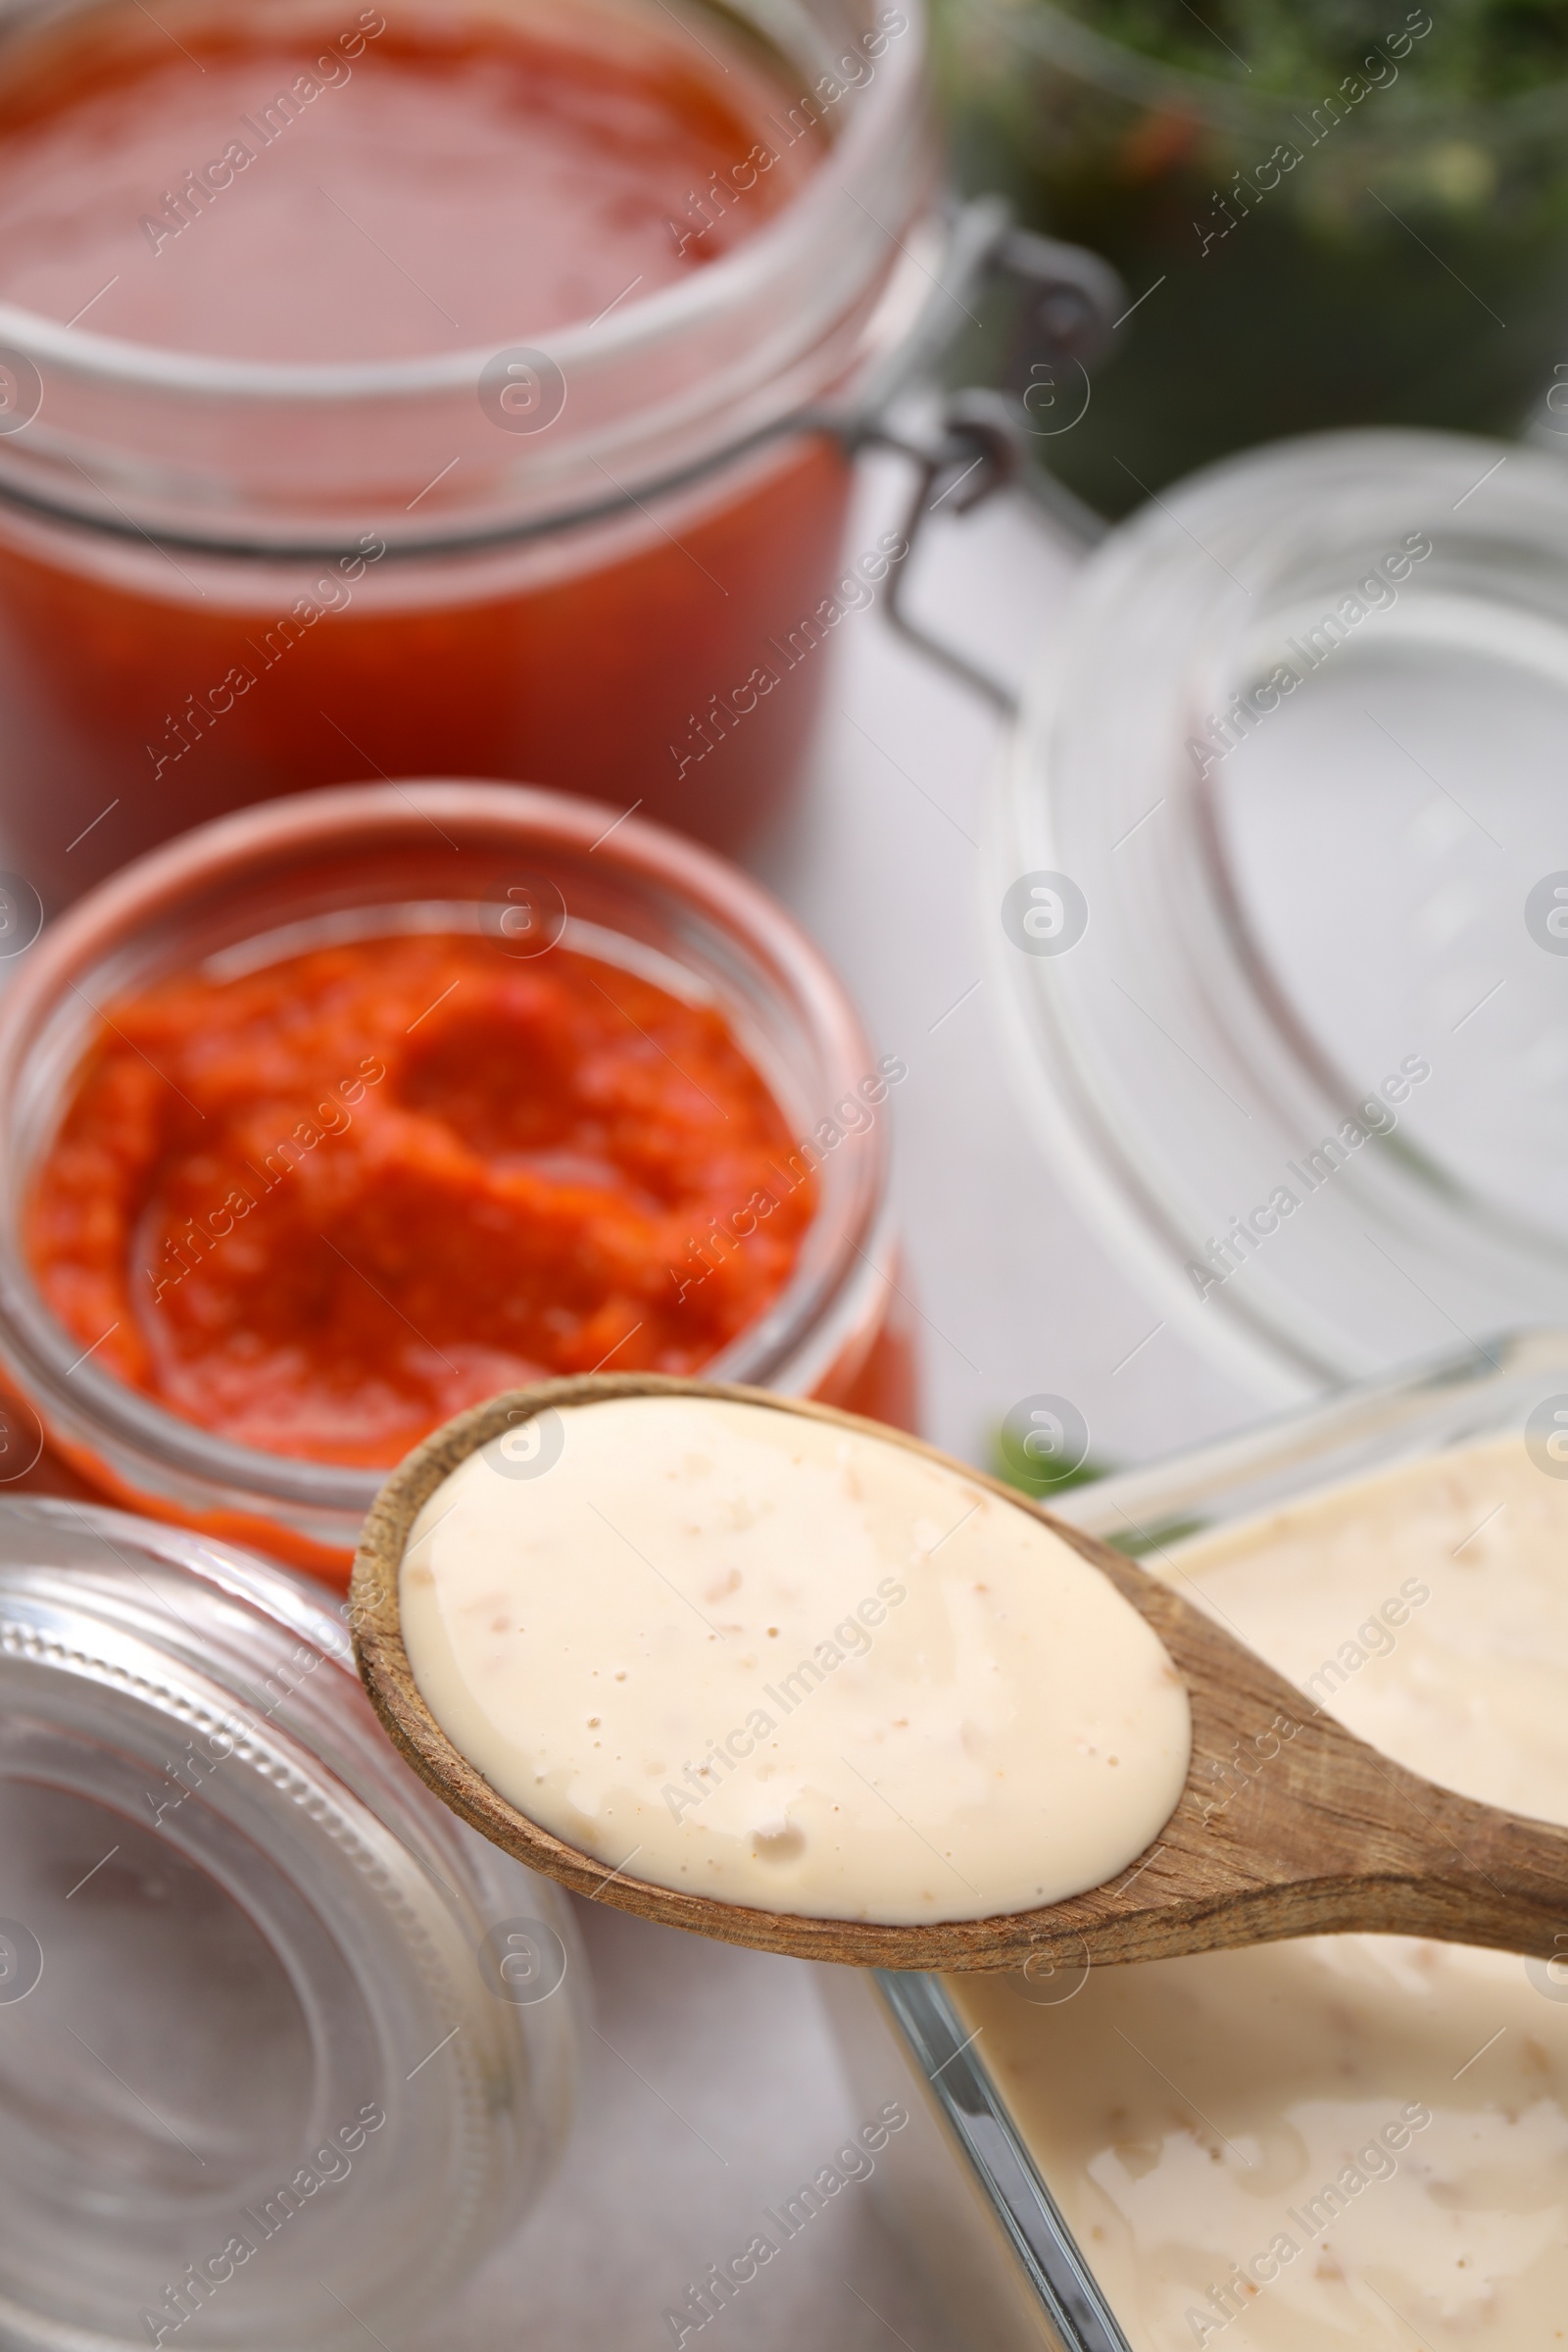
[0,779,890,1525]
[0,0,928,403]
[0,1490,353,1650]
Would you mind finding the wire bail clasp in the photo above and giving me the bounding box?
[857,205,1123,716]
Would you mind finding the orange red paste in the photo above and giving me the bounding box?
[25,933,816,1465]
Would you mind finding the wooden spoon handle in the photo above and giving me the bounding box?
[1024,1519,1568,1971]
[1421,1799,1568,1958]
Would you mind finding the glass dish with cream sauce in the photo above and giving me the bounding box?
[827,1334,1568,2351]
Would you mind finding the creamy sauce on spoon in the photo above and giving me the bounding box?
[399,1395,1191,1924]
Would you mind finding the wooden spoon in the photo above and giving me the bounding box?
[350,1375,1568,1973]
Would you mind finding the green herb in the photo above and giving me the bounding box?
[1103,1515,1209,1558]
[1032,0,1568,105]
[991,1427,1112,1500]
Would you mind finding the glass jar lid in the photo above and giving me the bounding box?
[989,427,1568,1395]
[0,1497,580,2349]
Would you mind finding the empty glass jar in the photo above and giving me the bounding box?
[0,1496,582,2350]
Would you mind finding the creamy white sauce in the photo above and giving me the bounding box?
[954,1436,1568,2347]
[399,1395,1191,1924]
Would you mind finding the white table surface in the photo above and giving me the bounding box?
[435,460,1273,2351]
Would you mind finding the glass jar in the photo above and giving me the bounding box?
[986,425,1568,1401]
[0,0,938,908]
[0,779,914,1572]
[935,0,1568,514]
[821,1327,1568,2352]
[0,1494,582,2351]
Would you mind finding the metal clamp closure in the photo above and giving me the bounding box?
[857,210,1124,717]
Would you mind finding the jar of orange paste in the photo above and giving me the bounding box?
[0,0,938,907]
[0,781,916,1577]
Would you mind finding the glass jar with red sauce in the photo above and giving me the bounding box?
[0,0,937,909]
[0,780,916,1576]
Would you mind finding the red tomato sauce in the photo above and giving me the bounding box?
[0,436,855,906]
[0,1,853,897]
[0,6,811,359]
[24,933,818,1466]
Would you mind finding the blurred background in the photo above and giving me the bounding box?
[937,0,1568,510]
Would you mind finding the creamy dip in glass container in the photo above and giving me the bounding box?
[824,1332,1568,2351]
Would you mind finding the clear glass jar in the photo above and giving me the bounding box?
[936,0,1568,514]
[0,1494,582,2351]
[0,779,913,1572]
[986,425,1568,1400]
[0,0,938,907]
[822,1327,1568,2352]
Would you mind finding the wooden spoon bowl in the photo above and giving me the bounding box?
[351,1375,1568,1972]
